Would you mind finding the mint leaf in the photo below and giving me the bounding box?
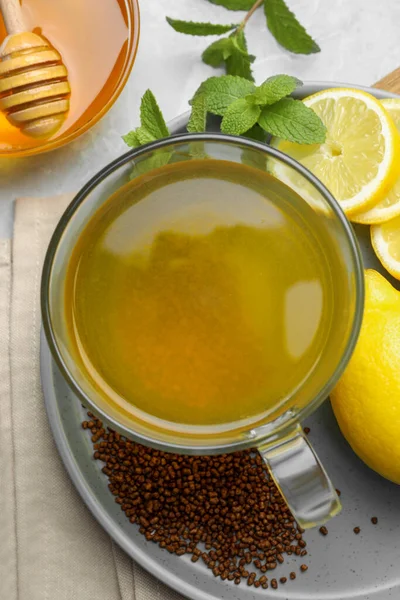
[123,90,169,150]
[134,126,158,145]
[202,38,234,68]
[187,95,207,132]
[206,0,256,10]
[202,32,255,80]
[221,98,261,134]
[140,90,169,139]
[250,74,301,105]
[191,75,255,116]
[225,31,255,81]
[122,130,141,148]
[258,97,326,144]
[264,0,320,54]
[166,17,237,36]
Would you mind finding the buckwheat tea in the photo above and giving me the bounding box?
[66,159,344,432]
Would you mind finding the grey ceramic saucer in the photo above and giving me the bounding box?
[42,83,400,600]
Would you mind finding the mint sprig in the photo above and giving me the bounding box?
[123,74,326,156]
[122,90,172,177]
[189,74,326,144]
[123,90,170,148]
[166,0,319,80]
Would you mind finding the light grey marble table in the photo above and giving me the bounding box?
[1,0,399,238]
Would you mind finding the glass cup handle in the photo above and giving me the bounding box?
[258,424,341,529]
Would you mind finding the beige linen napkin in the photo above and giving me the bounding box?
[0,195,186,600]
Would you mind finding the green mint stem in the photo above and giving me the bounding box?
[236,0,264,34]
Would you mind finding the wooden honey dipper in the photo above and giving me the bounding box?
[0,0,70,139]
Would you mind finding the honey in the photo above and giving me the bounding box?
[0,0,132,152]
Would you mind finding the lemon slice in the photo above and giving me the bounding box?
[272,88,400,216]
[371,216,400,279]
[353,99,400,224]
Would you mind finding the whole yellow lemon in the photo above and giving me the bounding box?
[331,269,400,484]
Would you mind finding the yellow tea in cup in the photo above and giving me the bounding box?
[65,159,341,431]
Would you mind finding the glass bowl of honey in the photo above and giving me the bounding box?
[0,0,139,157]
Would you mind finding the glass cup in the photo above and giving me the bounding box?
[41,133,364,528]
